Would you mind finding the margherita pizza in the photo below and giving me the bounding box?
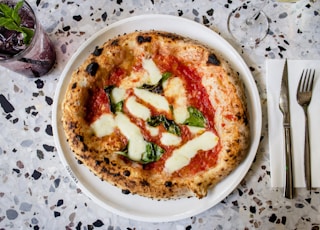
[61,31,250,199]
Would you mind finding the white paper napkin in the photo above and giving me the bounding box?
[266,59,320,188]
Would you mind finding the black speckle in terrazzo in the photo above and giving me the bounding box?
[57,199,63,207]
[186,225,192,230]
[35,79,44,89]
[207,9,214,16]
[73,15,82,21]
[93,219,104,227]
[54,211,61,218]
[116,0,122,4]
[6,209,18,220]
[76,222,82,230]
[250,206,256,214]
[101,12,107,21]
[13,168,20,174]
[295,203,305,208]
[45,96,53,105]
[37,149,44,160]
[32,170,42,180]
[25,106,38,116]
[238,188,243,196]
[0,94,15,113]
[45,124,53,136]
[306,198,311,204]
[178,9,183,16]
[202,15,210,25]
[269,213,277,223]
[43,144,55,152]
[36,0,41,6]
[63,26,71,32]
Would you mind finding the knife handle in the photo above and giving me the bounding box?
[284,126,294,199]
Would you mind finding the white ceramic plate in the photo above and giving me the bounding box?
[53,14,262,222]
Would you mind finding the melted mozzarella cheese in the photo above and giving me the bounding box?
[146,124,159,136]
[90,114,116,137]
[134,88,170,113]
[115,113,146,161]
[142,58,163,85]
[160,132,182,146]
[111,87,126,103]
[164,131,219,173]
[164,77,189,124]
[126,96,151,120]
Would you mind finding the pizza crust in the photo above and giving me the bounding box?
[62,31,250,199]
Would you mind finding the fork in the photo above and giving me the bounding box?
[296,69,315,190]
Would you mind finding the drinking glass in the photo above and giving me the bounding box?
[227,0,269,47]
[0,0,56,77]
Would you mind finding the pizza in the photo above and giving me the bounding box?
[61,30,250,199]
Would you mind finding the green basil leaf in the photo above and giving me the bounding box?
[115,142,164,164]
[139,72,172,94]
[141,142,164,164]
[183,106,206,128]
[147,115,181,136]
[104,85,123,113]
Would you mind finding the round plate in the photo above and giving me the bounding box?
[52,14,262,222]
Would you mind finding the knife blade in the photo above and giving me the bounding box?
[279,59,294,199]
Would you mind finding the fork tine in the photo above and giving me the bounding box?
[297,69,304,92]
[309,69,315,91]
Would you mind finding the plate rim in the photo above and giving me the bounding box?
[52,14,262,222]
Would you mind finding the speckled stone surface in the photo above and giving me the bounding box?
[0,0,319,229]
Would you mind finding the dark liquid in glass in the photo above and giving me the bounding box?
[0,1,56,77]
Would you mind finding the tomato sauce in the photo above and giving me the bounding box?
[85,88,110,123]
[150,55,220,175]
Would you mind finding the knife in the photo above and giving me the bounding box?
[279,59,294,199]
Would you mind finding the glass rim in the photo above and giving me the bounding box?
[0,0,39,63]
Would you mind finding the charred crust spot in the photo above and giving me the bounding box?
[75,135,84,142]
[95,160,102,166]
[71,82,77,89]
[122,189,131,195]
[140,179,150,187]
[81,144,88,152]
[137,35,152,44]
[113,172,120,177]
[123,170,131,177]
[207,53,220,66]
[77,159,83,164]
[157,32,180,40]
[104,157,110,164]
[92,46,103,56]
[111,39,119,46]
[68,121,77,129]
[165,181,173,187]
[86,62,99,76]
[111,161,117,166]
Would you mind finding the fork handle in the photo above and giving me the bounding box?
[304,109,312,190]
[284,126,294,199]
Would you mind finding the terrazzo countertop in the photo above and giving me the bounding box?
[1,0,320,229]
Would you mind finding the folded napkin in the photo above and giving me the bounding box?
[266,59,320,188]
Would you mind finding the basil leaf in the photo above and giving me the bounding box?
[139,72,172,94]
[183,106,206,128]
[141,142,164,164]
[115,142,164,164]
[147,115,181,136]
[104,85,123,113]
